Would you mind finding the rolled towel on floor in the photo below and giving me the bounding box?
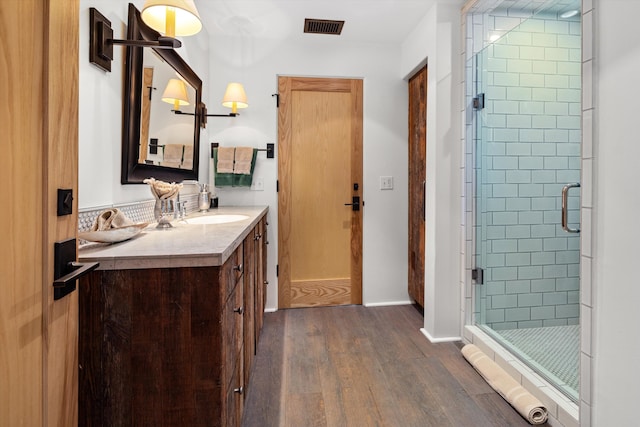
[461,343,548,425]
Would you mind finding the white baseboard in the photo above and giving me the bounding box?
[364,300,414,307]
[265,301,414,312]
[420,327,461,343]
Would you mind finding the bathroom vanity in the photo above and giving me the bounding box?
[78,206,268,427]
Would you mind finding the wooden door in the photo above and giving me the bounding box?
[0,0,80,425]
[408,66,427,308]
[278,77,363,308]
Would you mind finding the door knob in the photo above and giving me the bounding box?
[344,196,360,211]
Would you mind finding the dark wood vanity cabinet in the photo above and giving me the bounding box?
[79,219,267,427]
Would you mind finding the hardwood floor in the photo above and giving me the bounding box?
[242,305,546,427]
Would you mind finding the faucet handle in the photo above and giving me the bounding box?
[173,200,187,219]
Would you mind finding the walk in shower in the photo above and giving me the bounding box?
[468,0,581,402]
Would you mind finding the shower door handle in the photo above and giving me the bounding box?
[561,183,580,233]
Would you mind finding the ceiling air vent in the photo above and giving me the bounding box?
[304,18,344,35]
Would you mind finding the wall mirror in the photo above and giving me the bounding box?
[121,3,202,184]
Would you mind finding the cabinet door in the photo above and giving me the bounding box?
[255,218,267,341]
[224,353,244,427]
[222,279,244,393]
[243,230,256,389]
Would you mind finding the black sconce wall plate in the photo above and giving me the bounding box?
[89,8,114,72]
[89,7,181,73]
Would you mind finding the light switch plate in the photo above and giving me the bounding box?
[251,178,264,191]
[380,176,394,190]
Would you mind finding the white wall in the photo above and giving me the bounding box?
[206,32,411,310]
[78,0,416,311]
[591,1,640,424]
[78,0,210,208]
[400,1,463,340]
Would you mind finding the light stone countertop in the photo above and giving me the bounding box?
[79,206,269,270]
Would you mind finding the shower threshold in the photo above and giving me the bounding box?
[464,325,579,426]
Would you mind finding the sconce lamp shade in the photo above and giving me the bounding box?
[141,0,202,37]
[222,83,248,114]
[162,78,190,110]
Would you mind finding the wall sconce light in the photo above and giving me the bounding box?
[141,0,202,38]
[222,83,249,115]
[89,1,201,72]
[162,78,190,110]
[170,83,249,128]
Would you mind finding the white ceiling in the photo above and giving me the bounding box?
[194,0,461,43]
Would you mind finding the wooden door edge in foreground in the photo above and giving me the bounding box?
[44,0,81,425]
[277,77,363,309]
[1,0,80,425]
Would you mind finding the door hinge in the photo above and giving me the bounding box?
[472,267,484,285]
[272,93,280,108]
[276,264,279,277]
[473,93,485,110]
[276,180,279,192]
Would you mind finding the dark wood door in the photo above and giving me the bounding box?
[408,66,427,308]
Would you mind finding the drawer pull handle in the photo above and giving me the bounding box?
[234,386,244,394]
[234,306,244,315]
[233,263,243,272]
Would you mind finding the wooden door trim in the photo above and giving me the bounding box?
[277,76,363,308]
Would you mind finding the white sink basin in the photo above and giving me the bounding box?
[185,214,249,225]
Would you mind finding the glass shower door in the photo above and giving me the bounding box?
[472,14,581,401]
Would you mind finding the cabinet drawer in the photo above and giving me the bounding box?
[221,244,244,301]
[222,279,244,390]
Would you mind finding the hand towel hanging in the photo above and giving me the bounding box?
[216,146,235,173]
[233,147,254,175]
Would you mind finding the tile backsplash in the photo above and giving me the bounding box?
[78,193,201,232]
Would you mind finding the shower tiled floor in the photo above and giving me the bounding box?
[495,325,579,400]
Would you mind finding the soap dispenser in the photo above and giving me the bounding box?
[198,184,211,212]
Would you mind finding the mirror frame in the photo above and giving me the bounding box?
[121,3,202,184]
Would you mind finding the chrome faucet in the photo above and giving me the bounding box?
[175,200,187,220]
